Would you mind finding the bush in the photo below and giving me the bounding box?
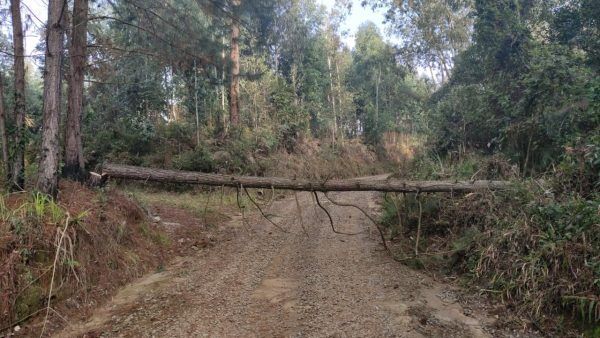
[381,151,600,333]
[0,183,167,331]
[172,148,215,172]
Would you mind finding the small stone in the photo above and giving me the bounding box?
[152,216,161,223]
[14,325,20,332]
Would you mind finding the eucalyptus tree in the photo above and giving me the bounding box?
[429,0,599,175]
[270,0,330,135]
[349,22,396,142]
[369,0,473,84]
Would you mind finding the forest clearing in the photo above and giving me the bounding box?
[0,0,598,337]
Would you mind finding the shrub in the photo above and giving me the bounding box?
[380,152,600,332]
[172,148,215,172]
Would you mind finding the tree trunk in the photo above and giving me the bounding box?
[228,0,241,126]
[37,0,66,198]
[291,63,299,106]
[334,58,343,141]
[102,163,510,193]
[64,0,88,181]
[437,50,451,83]
[375,66,381,130]
[221,37,226,111]
[428,62,436,86]
[10,0,26,191]
[327,55,337,144]
[194,60,200,146]
[0,73,8,179]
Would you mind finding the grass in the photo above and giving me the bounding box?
[0,183,170,332]
[126,185,241,219]
[379,152,600,335]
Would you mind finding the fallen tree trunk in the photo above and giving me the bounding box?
[102,163,511,193]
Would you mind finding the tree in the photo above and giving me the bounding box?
[37,0,66,197]
[350,23,401,143]
[428,0,598,175]
[202,0,276,130]
[64,0,89,181]
[370,0,473,84]
[10,0,26,190]
[551,0,600,70]
[228,0,241,126]
[0,72,8,178]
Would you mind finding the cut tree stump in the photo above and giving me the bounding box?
[102,163,510,193]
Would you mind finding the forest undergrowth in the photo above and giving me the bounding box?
[0,181,176,335]
[380,151,600,336]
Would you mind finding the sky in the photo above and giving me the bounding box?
[315,0,391,49]
[21,0,391,54]
[21,0,47,56]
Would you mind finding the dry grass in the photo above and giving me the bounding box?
[380,175,599,335]
[0,181,169,335]
[127,186,238,220]
[265,138,392,180]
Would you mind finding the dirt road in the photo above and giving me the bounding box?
[57,191,517,337]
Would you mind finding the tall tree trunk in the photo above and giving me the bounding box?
[64,0,88,181]
[327,55,337,144]
[221,37,226,112]
[194,60,200,146]
[428,63,436,86]
[291,63,299,106]
[0,73,8,179]
[228,0,241,126]
[375,66,381,130]
[37,0,66,197]
[334,59,343,140]
[10,0,26,191]
[437,50,451,82]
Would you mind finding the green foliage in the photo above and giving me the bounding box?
[172,148,215,172]
[429,0,599,176]
[270,79,309,151]
[533,197,599,244]
[349,22,426,144]
[0,192,68,228]
[380,150,599,330]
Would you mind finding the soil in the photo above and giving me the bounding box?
[53,189,538,338]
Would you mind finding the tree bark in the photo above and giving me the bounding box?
[194,60,200,146]
[375,66,381,130]
[327,55,337,143]
[64,0,88,181]
[0,73,8,179]
[37,0,66,198]
[10,0,26,191]
[102,163,510,193]
[228,0,241,126]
